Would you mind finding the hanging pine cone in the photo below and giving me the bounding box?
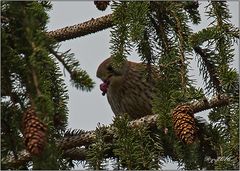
[22,107,47,155]
[94,1,110,11]
[172,104,196,144]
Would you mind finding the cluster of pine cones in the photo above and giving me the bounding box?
[22,107,47,156]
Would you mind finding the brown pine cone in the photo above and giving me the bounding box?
[94,1,110,11]
[22,107,47,155]
[172,105,196,144]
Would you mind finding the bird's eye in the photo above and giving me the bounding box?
[107,65,114,72]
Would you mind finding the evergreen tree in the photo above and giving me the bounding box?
[1,1,239,170]
[1,1,93,169]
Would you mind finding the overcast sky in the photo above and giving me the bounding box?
[47,1,239,169]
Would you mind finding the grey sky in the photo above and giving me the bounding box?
[47,1,239,169]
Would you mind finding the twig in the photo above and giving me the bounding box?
[171,9,188,92]
[50,49,73,77]
[194,46,222,93]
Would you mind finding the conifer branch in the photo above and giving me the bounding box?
[2,2,238,169]
[190,94,229,113]
[3,95,231,167]
[1,15,9,23]
[171,10,187,91]
[2,150,31,169]
[150,15,170,53]
[30,42,42,97]
[50,49,94,91]
[51,49,74,78]
[57,130,97,150]
[189,25,240,47]
[2,148,87,169]
[63,148,87,161]
[193,46,222,93]
[46,14,113,42]
[31,67,42,97]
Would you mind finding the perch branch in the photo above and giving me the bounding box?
[2,148,87,169]
[2,94,231,168]
[63,148,87,161]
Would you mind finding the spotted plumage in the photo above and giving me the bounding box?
[96,57,156,119]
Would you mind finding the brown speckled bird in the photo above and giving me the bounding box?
[96,57,156,119]
[97,57,198,144]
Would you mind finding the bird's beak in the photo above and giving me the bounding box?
[100,79,110,96]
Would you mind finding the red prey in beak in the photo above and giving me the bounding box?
[100,79,110,96]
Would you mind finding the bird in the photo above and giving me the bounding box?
[96,57,156,120]
[96,57,200,145]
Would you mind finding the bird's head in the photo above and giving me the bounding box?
[96,57,128,96]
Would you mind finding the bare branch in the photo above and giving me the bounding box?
[46,14,113,42]
[63,148,86,161]
[190,94,230,113]
[57,130,97,150]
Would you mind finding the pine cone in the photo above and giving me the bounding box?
[172,105,196,144]
[22,107,47,155]
[94,1,110,11]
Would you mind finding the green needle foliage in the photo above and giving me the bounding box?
[1,1,94,169]
[1,1,239,170]
[85,124,111,170]
[112,114,164,170]
[108,1,239,170]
